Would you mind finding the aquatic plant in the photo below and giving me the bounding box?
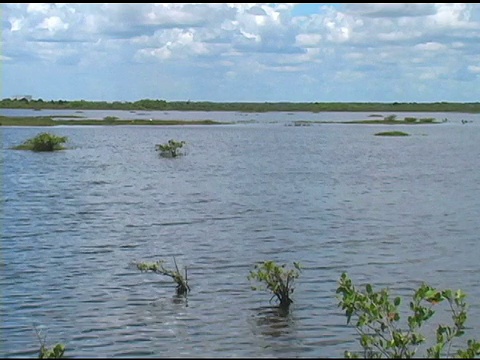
[137,257,190,295]
[155,139,186,157]
[384,115,397,122]
[12,132,68,151]
[337,272,480,358]
[34,326,65,359]
[420,117,435,123]
[102,116,119,123]
[248,260,302,309]
[374,131,409,136]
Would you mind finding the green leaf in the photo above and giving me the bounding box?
[366,284,373,294]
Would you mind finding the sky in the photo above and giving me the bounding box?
[2,3,480,103]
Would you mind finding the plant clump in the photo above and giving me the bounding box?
[102,116,119,122]
[34,326,65,359]
[155,139,186,157]
[12,132,68,151]
[248,260,302,309]
[374,131,409,137]
[336,272,480,358]
[137,257,190,295]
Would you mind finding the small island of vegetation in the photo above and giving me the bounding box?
[374,131,410,136]
[0,116,227,127]
[12,132,69,151]
[0,114,448,127]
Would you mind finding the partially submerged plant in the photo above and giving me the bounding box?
[34,326,65,359]
[336,272,480,358]
[102,116,119,122]
[137,257,190,295]
[384,114,398,122]
[12,132,68,151]
[155,139,186,157]
[248,260,302,309]
[375,131,409,136]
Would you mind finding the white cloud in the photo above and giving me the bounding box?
[38,16,68,33]
[9,18,23,31]
[415,41,447,51]
[26,3,51,14]
[429,3,472,28]
[295,33,322,47]
[468,65,480,73]
[344,3,437,18]
[2,3,480,102]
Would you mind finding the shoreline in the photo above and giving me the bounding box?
[2,100,480,113]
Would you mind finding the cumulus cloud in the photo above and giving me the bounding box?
[2,3,480,102]
[344,3,437,18]
[38,15,68,33]
[415,41,447,51]
[468,65,480,73]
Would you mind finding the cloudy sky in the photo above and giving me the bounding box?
[2,3,480,102]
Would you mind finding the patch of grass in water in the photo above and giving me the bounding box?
[374,131,410,136]
[12,132,69,151]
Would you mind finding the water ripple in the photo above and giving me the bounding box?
[2,123,480,358]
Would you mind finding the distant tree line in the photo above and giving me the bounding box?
[1,98,480,113]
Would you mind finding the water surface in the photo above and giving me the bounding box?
[2,119,480,357]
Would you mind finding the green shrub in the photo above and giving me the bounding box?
[248,260,302,309]
[137,257,190,295]
[336,272,480,358]
[12,132,68,151]
[404,117,417,123]
[155,139,186,157]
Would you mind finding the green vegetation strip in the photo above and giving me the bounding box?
[1,116,445,127]
[2,98,480,112]
[0,116,229,126]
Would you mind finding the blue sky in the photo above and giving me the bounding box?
[2,3,480,102]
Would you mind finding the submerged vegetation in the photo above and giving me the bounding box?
[155,139,186,158]
[345,115,442,125]
[24,270,480,358]
[248,260,302,310]
[0,115,226,126]
[136,258,190,295]
[34,326,66,359]
[0,114,447,127]
[12,132,68,151]
[374,131,410,136]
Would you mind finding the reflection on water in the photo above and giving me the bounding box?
[2,121,480,357]
[252,306,294,338]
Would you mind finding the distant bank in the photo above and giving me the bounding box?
[1,98,480,113]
